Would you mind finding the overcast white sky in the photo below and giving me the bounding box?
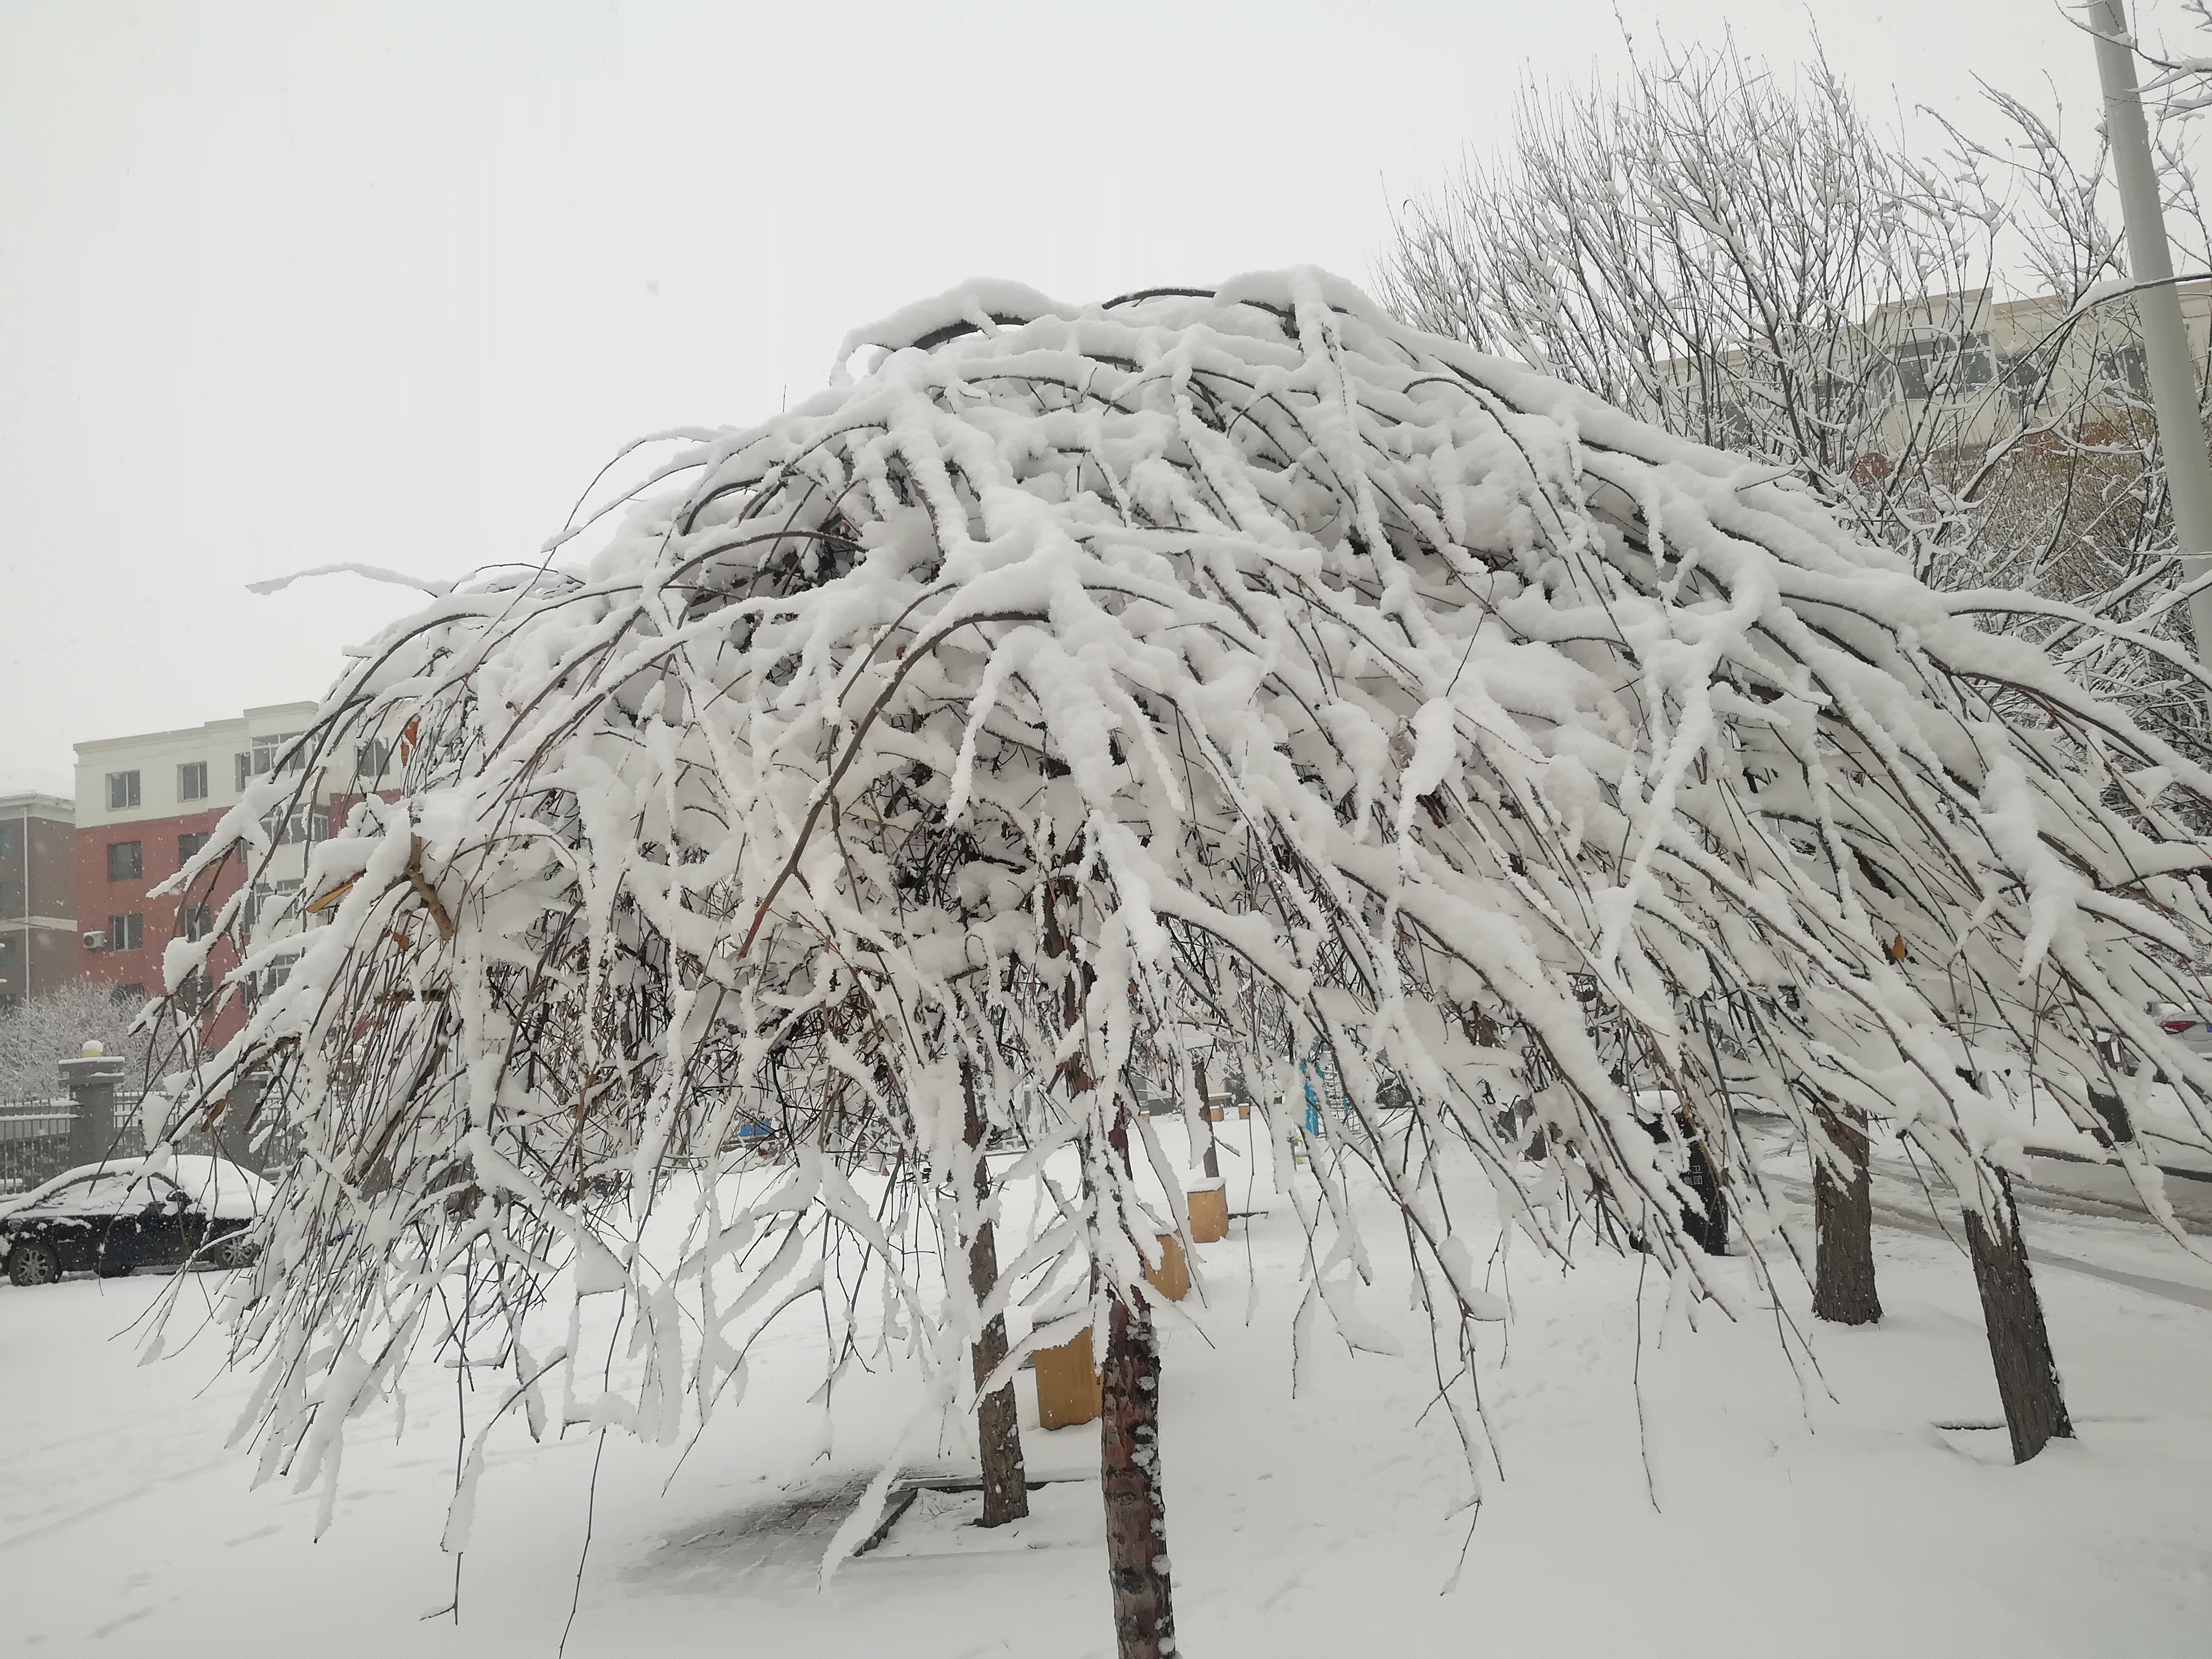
[0,0,2184,793]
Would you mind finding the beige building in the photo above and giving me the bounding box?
[0,793,75,1011]
[1860,282,2208,453]
[1655,280,2210,468]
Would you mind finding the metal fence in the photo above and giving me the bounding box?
[0,1089,153,1195]
[0,1099,76,1195]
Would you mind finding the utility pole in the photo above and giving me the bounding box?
[2089,0,2212,671]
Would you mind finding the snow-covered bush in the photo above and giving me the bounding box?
[0,979,150,1101]
[148,270,2212,1637]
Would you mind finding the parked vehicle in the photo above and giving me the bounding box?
[2147,1003,2212,1063]
[0,1155,270,1287]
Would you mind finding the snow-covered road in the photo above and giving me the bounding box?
[1758,1153,2212,1312]
[4,1119,2211,1657]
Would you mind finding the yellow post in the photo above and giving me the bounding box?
[1035,1328,1102,1429]
[1037,1235,1190,1431]
[1144,1233,1191,1302]
[1187,1185,1229,1244]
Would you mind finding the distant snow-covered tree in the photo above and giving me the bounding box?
[1380,38,2212,762]
[0,979,150,1102]
[149,271,2212,1657]
[1379,43,2011,584]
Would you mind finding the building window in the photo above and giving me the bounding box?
[264,805,331,847]
[106,770,141,811]
[178,831,210,868]
[251,733,307,777]
[2112,343,2151,400]
[1998,351,2046,403]
[252,955,299,999]
[1893,332,1995,401]
[178,760,208,802]
[245,880,300,931]
[0,823,16,856]
[110,983,145,1011]
[1715,401,1754,453]
[108,913,144,952]
[178,971,212,1015]
[106,841,143,881]
[179,905,214,942]
[235,752,252,792]
[356,739,390,783]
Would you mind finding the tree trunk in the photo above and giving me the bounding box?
[962,1061,1029,1527]
[2088,1085,2132,1148]
[1636,1108,1727,1254]
[1811,1104,1881,1325]
[1098,1113,1179,1659]
[1194,1055,1220,1183]
[1102,1282,1176,1659]
[1682,1130,1728,1255]
[1963,1170,2073,1464]
[1045,856,1178,1656]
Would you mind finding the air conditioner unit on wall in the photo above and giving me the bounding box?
[82,930,107,952]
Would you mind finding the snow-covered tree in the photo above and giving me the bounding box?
[1381,38,2212,1341]
[1379,43,2015,584]
[148,270,2212,1656]
[0,978,151,1101]
[1380,40,2212,763]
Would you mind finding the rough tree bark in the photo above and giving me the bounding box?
[1194,1054,1220,1182]
[1682,1129,1728,1255]
[1635,1107,1728,1254]
[2088,1085,2132,1148]
[1811,1104,1881,1324]
[1103,1109,1177,1659]
[961,1059,1029,1527]
[1044,850,1177,1659]
[1963,1170,2074,1463]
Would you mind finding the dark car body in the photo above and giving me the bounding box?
[0,1156,270,1286]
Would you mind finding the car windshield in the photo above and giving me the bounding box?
[17,1176,95,1212]
[41,1171,149,1215]
[20,1168,185,1216]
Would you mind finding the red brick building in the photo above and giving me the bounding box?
[74,702,382,1040]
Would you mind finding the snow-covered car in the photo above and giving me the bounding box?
[2147,1003,2212,1063]
[0,1155,271,1287]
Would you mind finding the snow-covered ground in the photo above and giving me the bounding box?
[5,1118,2212,1657]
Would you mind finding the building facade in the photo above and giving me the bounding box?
[0,793,76,1012]
[1862,281,2207,454]
[1652,280,2211,465]
[73,703,382,1032]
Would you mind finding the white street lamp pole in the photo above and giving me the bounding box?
[2088,0,2212,676]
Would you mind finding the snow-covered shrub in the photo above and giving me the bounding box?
[0,979,151,1102]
